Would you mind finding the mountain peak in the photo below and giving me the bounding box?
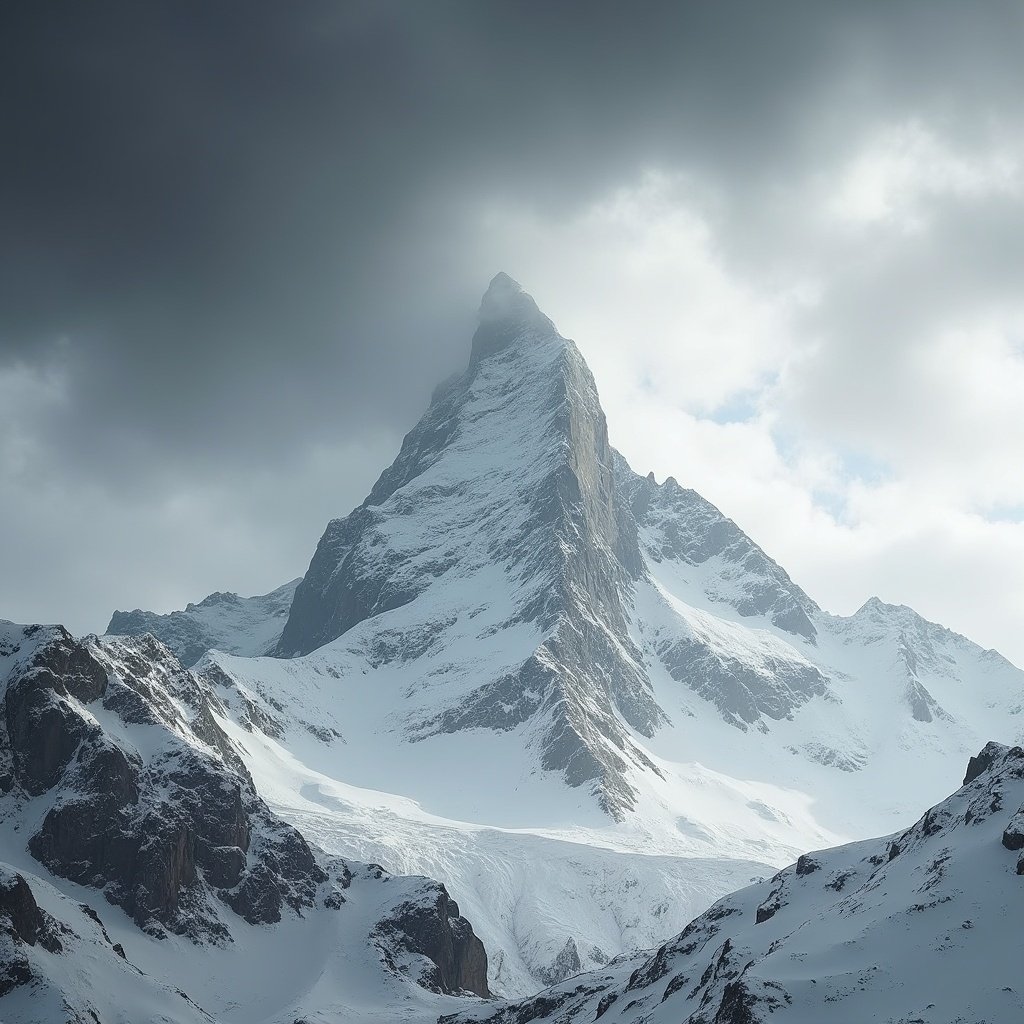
[479,271,527,314]
[471,273,554,368]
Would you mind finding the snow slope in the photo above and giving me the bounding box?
[214,712,776,997]
[1,851,493,1024]
[449,741,1024,1024]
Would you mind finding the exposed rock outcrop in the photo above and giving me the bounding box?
[1,623,326,940]
[372,878,490,997]
[0,868,63,997]
[620,466,819,641]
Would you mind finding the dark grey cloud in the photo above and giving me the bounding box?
[2,0,1022,632]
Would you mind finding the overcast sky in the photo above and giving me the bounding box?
[3,1,1024,664]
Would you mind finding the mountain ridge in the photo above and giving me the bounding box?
[106,577,300,667]
[0,618,490,1021]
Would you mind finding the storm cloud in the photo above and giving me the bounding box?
[2,2,1024,662]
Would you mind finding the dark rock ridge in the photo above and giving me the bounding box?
[0,868,65,995]
[1,858,228,1020]
[0,868,65,997]
[445,742,1024,1024]
[0,869,61,952]
[538,936,583,986]
[1,622,327,939]
[106,577,300,666]
[372,878,490,998]
[965,739,1006,784]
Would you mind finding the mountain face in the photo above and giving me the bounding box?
[0,620,489,1021]
[277,272,661,817]
[447,742,1024,1024]
[0,623,326,939]
[106,577,300,667]
[618,461,819,642]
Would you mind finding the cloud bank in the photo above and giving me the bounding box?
[1,1,1022,662]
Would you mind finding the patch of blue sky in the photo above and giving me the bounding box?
[985,502,1024,524]
[833,447,890,486]
[810,489,848,522]
[771,429,892,523]
[705,390,761,425]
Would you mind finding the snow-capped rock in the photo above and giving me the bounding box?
[617,459,818,641]
[1,622,324,938]
[106,577,300,667]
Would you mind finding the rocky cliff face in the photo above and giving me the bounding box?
[446,742,1024,1024]
[0,862,218,1023]
[0,868,64,997]
[1,622,326,939]
[373,879,490,997]
[106,577,300,667]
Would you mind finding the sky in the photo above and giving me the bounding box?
[2,1,1024,665]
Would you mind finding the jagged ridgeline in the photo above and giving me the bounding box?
[275,274,661,816]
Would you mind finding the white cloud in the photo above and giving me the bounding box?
[828,120,1022,231]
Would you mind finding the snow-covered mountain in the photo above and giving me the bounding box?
[261,275,1023,818]
[28,272,1024,1011]
[106,578,300,667]
[277,272,661,818]
[188,274,1023,994]
[0,620,489,1022]
[448,741,1024,1024]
